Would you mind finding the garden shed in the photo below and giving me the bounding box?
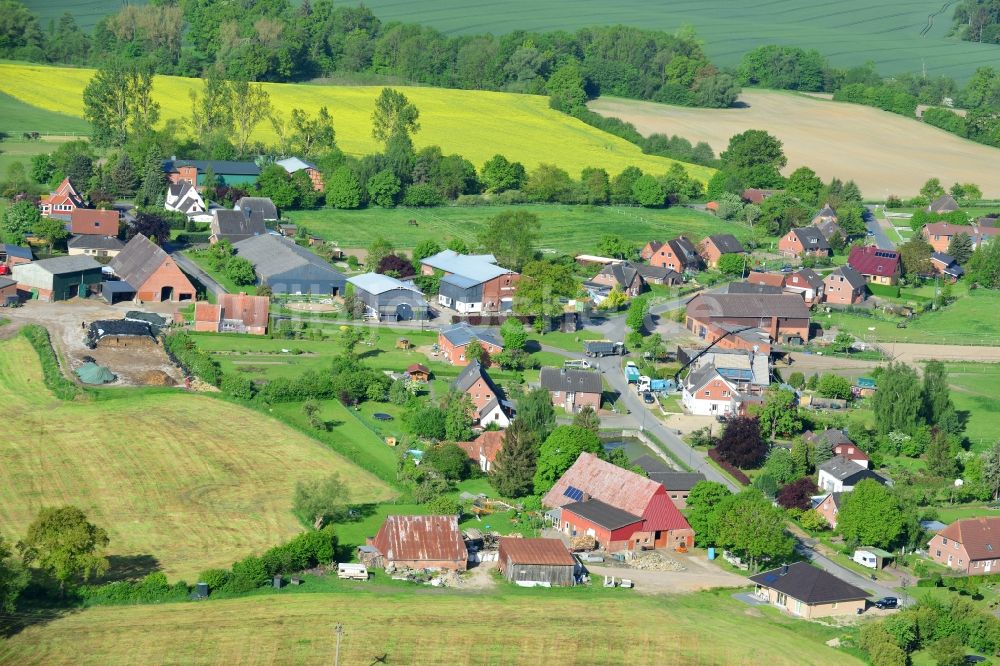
[497,538,576,587]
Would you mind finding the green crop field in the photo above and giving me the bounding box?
[0,63,711,180]
[0,335,394,579]
[0,92,89,180]
[287,204,746,252]
[361,0,997,82]
[20,0,129,30]
[0,587,858,665]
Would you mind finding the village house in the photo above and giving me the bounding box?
[822,266,867,305]
[539,367,602,414]
[233,234,346,296]
[778,227,831,258]
[817,456,887,493]
[746,271,787,289]
[420,249,519,313]
[588,262,642,297]
[437,323,504,366]
[70,208,119,236]
[109,234,196,302]
[741,188,781,205]
[67,235,125,259]
[635,263,683,286]
[678,323,773,357]
[749,562,868,618]
[12,255,103,301]
[367,515,467,572]
[685,293,810,344]
[783,268,825,305]
[681,349,770,417]
[209,209,267,244]
[162,158,260,190]
[453,360,511,428]
[497,537,576,587]
[922,222,1000,254]
[812,204,844,242]
[698,234,746,269]
[645,237,701,273]
[1,243,33,268]
[848,246,900,285]
[347,273,428,322]
[194,293,270,335]
[814,492,843,528]
[544,453,694,552]
[457,430,504,472]
[928,517,1000,575]
[164,181,209,220]
[234,196,279,223]
[728,281,784,296]
[38,177,85,218]
[276,157,325,191]
[928,194,959,214]
[930,252,964,281]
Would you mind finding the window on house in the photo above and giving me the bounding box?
[959,559,964,565]
[704,390,710,396]
[936,550,941,557]
[943,538,948,545]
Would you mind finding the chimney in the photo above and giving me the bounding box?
[781,564,789,576]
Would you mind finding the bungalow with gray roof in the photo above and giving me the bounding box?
[540,367,602,414]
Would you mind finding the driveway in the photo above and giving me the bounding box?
[171,251,226,299]
[587,561,745,594]
[865,205,896,250]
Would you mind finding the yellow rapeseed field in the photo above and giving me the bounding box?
[0,63,713,180]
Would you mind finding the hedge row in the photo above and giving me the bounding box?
[20,324,80,400]
[164,332,221,386]
[708,447,751,486]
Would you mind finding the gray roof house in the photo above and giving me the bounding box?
[347,272,428,321]
[210,208,267,244]
[234,196,279,222]
[539,367,603,413]
[420,250,518,314]
[749,562,868,618]
[728,281,784,295]
[928,194,959,214]
[790,226,831,252]
[634,263,683,285]
[817,456,888,493]
[1,243,33,264]
[453,359,512,426]
[67,234,125,258]
[439,322,503,349]
[233,234,346,296]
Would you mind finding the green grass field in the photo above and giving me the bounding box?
[0,91,89,135]
[945,363,1000,451]
[815,288,1000,346]
[288,204,746,252]
[20,0,126,30]
[0,336,394,579]
[0,63,712,179]
[0,587,859,665]
[361,0,996,82]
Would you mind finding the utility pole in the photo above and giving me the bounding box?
[333,624,344,666]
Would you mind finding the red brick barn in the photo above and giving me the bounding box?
[109,234,196,302]
[685,293,810,344]
[368,515,468,572]
[543,453,694,552]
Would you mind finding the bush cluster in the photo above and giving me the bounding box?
[164,332,221,386]
[707,447,751,485]
[20,324,80,400]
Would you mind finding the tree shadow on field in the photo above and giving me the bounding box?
[99,554,162,582]
[0,607,80,639]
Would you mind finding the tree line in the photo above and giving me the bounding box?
[0,0,735,108]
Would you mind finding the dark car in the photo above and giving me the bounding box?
[642,392,654,404]
[964,656,987,664]
[873,597,898,610]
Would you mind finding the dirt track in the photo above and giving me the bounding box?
[589,91,1000,198]
[883,343,1000,363]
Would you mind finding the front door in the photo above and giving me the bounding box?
[986,561,992,573]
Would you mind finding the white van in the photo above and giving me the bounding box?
[564,359,593,369]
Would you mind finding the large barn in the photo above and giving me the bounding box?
[368,515,467,572]
[347,272,428,321]
[12,255,103,301]
[233,235,346,296]
[109,234,195,302]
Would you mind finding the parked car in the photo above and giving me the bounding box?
[642,391,655,404]
[964,656,987,664]
[873,597,898,610]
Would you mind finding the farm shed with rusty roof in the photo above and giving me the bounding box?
[368,515,468,572]
[497,537,576,586]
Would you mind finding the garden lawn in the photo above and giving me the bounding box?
[529,328,605,352]
[946,362,1000,452]
[0,336,394,579]
[935,504,1000,524]
[814,289,1000,346]
[0,63,712,180]
[183,250,258,295]
[287,204,745,253]
[0,587,859,665]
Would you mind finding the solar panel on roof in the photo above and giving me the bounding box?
[564,485,584,501]
[763,574,778,583]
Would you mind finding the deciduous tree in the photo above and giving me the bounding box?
[715,489,796,570]
[477,210,539,272]
[776,477,817,510]
[517,387,556,442]
[18,506,109,594]
[836,479,905,548]
[0,535,27,613]
[533,425,602,494]
[871,363,924,435]
[716,416,768,468]
[480,154,525,193]
[372,88,420,144]
[514,259,578,321]
[425,443,470,481]
[572,405,600,433]
[685,481,732,547]
[293,474,346,529]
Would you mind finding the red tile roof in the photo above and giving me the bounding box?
[70,208,119,236]
[498,537,574,566]
[847,245,900,278]
[747,271,786,288]
[193,302,221,325]
[936,517,1000,561]
[457,431,504,467]
[40,177,84,211]
[543,453,691,533]
[832,443,869,463]
[923,222,974,238]
[218,293,269,329]
[372,515,467,564]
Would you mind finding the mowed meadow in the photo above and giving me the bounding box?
[0,63,712,180]
[590,91,1000,198]
[0,336,395,579]
[0,588,859,665]
[361,0,998,81]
